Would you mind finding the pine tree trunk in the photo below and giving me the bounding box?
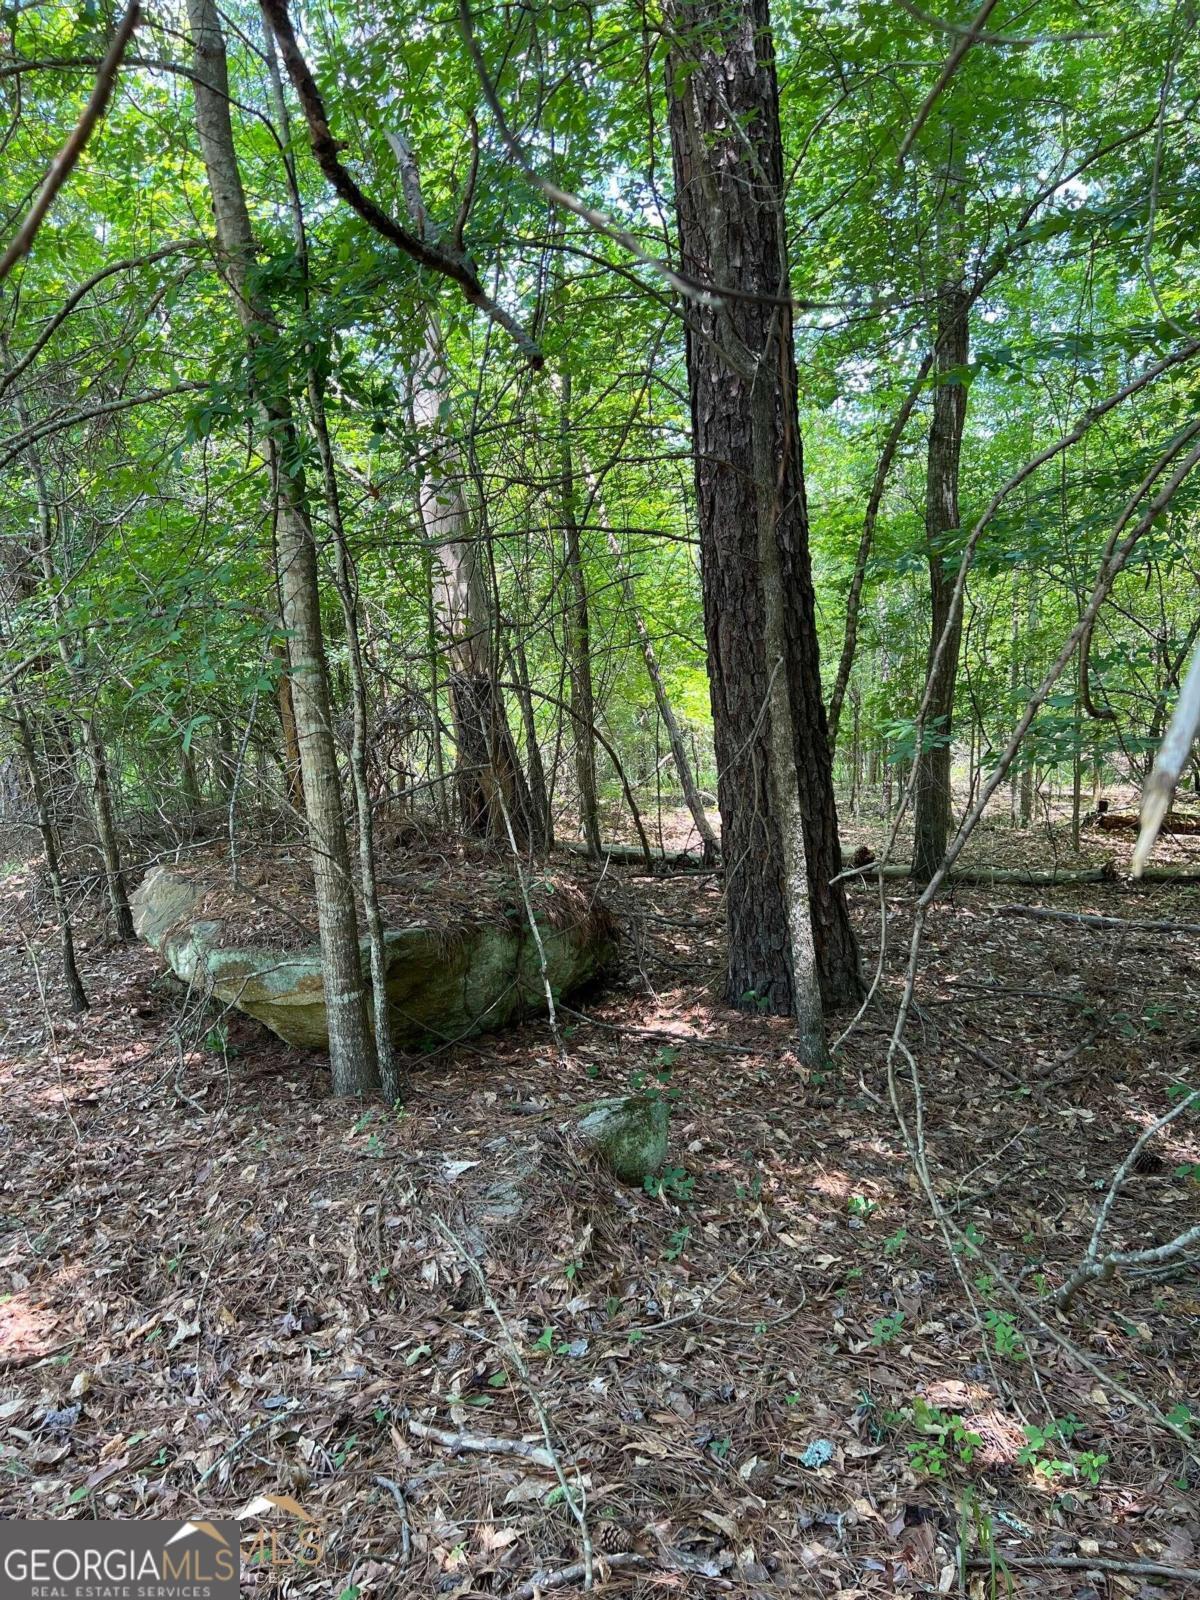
[911,212,969,884]
[187,0,376,1095]
[665,0,860,1016]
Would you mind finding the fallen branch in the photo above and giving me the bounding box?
[845,862,1119,886]
[372,1476,412,1566]
[423,1208,595,1587]
[1099,809,1200,833]
[997,904,1200,935]
[405,1418,556,1469]
[511,1555,652,1598]
[1056,1089,1200,1309]
[195,1402,300,1486]
[968,1555,1200,1584]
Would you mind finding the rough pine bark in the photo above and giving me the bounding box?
[911,182,970,884]
[665,0,860,1014]
[187,0,376,1094]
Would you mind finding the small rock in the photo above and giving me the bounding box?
[576,1095,668,1184]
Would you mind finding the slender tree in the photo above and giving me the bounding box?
[392,135,540,849]
[186,0,376,1094]
[557,369,602,857]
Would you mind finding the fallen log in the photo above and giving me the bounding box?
[997,903,1200,935]
[851,862,1119,886]
[565,844,1200,887]
[1096,809,1200,834]
[560,840,706,868]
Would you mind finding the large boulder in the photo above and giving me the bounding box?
[132,865,617,1052]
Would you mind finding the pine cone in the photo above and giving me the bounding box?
[594,1519,627,1554]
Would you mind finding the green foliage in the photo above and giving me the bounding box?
[643,1166,694,1202]
[662,1224,690,1262]
[1018,1419,1108,1486]
[895,1400,984,1478]
[982,1311,1026,1361]
[871,1311,905,1346]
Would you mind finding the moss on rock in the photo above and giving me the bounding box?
[132,865,617,1052]
[576,1095,669,1183]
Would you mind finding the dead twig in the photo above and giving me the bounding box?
[1056,1086,1200,1310]
[372,1476,412,1566]
[968,1555,1200,1583]
[422,1207,595,1588]
[404,1417,556,1470]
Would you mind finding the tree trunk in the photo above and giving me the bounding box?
[1019,579,1036,826]
[187,0,376,1095]
[911,173,969,885]
[665,0,860,1018]
[827,351,933,746]
[262,16,400,1102]
[13,694,87,1011]
[274,641,305,815]
[1,334,135,940]
[599,516,718,864]
[508,634,553,849]
[557,370,602,857]
[391,135,536,849]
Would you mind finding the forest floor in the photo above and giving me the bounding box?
[0,807,1198,1600]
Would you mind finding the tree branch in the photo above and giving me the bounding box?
[0,240,201,400]
[0,382,205,474]
[0,5,141,284]
[897,0,1002,166]
[257,0,543,368]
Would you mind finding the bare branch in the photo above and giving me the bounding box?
[1133,639,1200,873]
[1056,1090,1200,1307]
